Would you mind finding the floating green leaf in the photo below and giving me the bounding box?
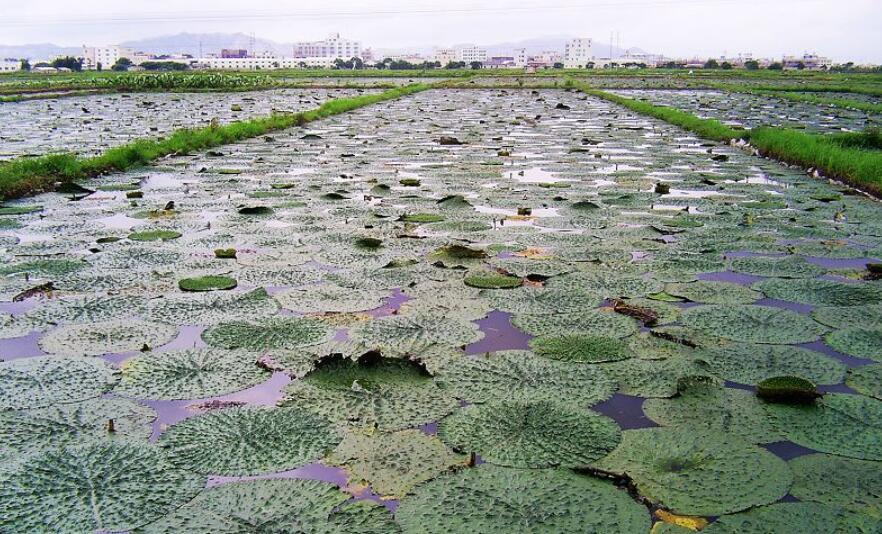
[846,364,882,400]
[511,308,638,338]
[666,281,762,304]
[395,465,650,533]
[439,400,621,468]
[825,328,882,361]
[435,350,616,407]
[160,406,339,476]
[679,305,828,344]
[0,441,203,533]
[202,317,333,351]
[697,342,846,385]
[178,275,237,292]
[328,429,468,498]
[39,319,178,356]
[0,355,118,409]
[350,311,483,350]
[754,278,882,307]
[147,288,280,326]
[812,304,882,330]
[117,349,269,400]
[595,427,792,516]
[790,453,882,517]
[728,256,825,279]
[529,334,632,363]
[276,284,387,313]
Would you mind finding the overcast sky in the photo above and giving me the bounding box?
[0,0,879,62]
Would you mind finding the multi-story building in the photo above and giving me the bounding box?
[197,56,335,70]
[458,46,488,64]
[293,33,362,60]
[783,53,832,70]
[564,38,594,68]
[433,48,458,66]
[483,57,516,69]
[221,49,248,59]
[81,45,135,70]
[0,58,21,72]
[535,50,563,66]
[513,48,528,68]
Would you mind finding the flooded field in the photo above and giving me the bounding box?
[1,88,882,532]
[613,88,881,133]
[0,88,379,160]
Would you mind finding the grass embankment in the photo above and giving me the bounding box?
[568,80,745,142]
[569,80,882,197]
[749,128,882,196]
[712,83,882,114]
[0,83,429,200]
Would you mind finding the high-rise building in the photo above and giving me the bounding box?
[458,46,488,63]
[434,48,458,66]
[292,33,362,60]
[564,38,594,68]
[81,45,135,70]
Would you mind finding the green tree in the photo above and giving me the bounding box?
[50,56,83,71]
[744,60,760,70]
[553,62,564,69]
[703,59,719,69]
[720,61,733,70]
[19,59,30,71]
[470,61,483,70]
[445,61,466,69]
[767,62,783,70]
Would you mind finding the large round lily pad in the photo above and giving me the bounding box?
[529,334,632,363]
[511,308,639,338]
[328,429,468,498]
[0,441,203,533]
[679,305,828,344]
[728,256,825,279]
[39,319,178,356]
[0,355,118,410]
[138,479,398,533]
[754,278,882,307]
[789,453,882,517]
[594,427,792,516]
[485,286,602,315]
[202,317,333,351]
[643,379,785,443]
[697,342,846,385]
[812,304,882,330]
[439,399,621,468]
[435,350,616,407]
[276,284,387,313]
[0,397,155,461]
[159,406,340,476]
[146,288,280,326]
[395,465,650,533]
[766,393,882,460]
[280,356,458,431]
[825,328,882,361]
[117,348,269,400]
[701,502,882,534]
[350,311,483,350]
[24,295,147,325]
[666,280,762,305]
[846,364,882,400]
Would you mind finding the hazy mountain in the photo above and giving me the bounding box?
[2,32,641,62]
[0,43,81,61]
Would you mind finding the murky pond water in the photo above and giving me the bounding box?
[1,88,882,532]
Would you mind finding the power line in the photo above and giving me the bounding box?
[0,0,814,27]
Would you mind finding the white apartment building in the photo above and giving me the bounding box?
[433,48,458,65]
[513,48,528,68]
[458,46,488,63]
[783,53,832,70]
[564,38,595,68]
[0,58,21,72]
[293,33,362,60]
[197,56,335,70]
[81,45,135,70]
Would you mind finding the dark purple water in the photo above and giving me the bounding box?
[466,311,532,354]
[763,441,817,461]
[593,394,657,430]
[697,270,766,286]
[0,331,45,360]
[754,298,814,315]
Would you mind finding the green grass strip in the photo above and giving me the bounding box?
[569,79,882,197]
[0,83,429,200]
[748,128,882,196]
[567,79,746,142]
[764,91,882,114]
[713,83,882,114]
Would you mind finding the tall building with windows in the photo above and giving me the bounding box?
[81,45,135,70]
[292,33,362,60]
[458,46,488,64]
[433,48,458,66]
[564,38,594,68]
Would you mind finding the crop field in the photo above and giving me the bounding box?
[0,88,378,160]
[612,89,881,133]
[0,79,881,532]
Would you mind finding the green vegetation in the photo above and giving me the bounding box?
[0,83,430,199]
[749,128,882,196]
[128,230,182,241]
[178,275,238,292]
[568,80,745,142]
[757,376,821,404]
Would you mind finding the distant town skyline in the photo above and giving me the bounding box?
[0,0,879,64]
